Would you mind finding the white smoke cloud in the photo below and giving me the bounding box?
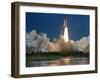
[26,30,50,53]
[26,30,89,54]
[76,36,89,53]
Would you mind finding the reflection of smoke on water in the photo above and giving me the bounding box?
[26,30,89,54]
[27,57,89,67]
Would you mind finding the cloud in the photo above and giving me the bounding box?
[77,36,89,53]
[26,30,89,54]
[26,30,50,53]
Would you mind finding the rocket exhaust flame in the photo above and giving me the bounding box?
[63,27,69,42]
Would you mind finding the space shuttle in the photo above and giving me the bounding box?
[60,16,69,42]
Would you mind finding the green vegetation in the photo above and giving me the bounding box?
[26,51,89,61]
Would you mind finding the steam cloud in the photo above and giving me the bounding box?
[26,30,89,54]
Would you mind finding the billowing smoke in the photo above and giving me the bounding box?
[26,30,50,53]
[26,30,89,54]
[76,36,89,53]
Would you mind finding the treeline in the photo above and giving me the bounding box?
[26,51,89,57]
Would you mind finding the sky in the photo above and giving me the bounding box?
[26,12,89,41]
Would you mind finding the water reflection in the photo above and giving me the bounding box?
[28,57,89,67]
